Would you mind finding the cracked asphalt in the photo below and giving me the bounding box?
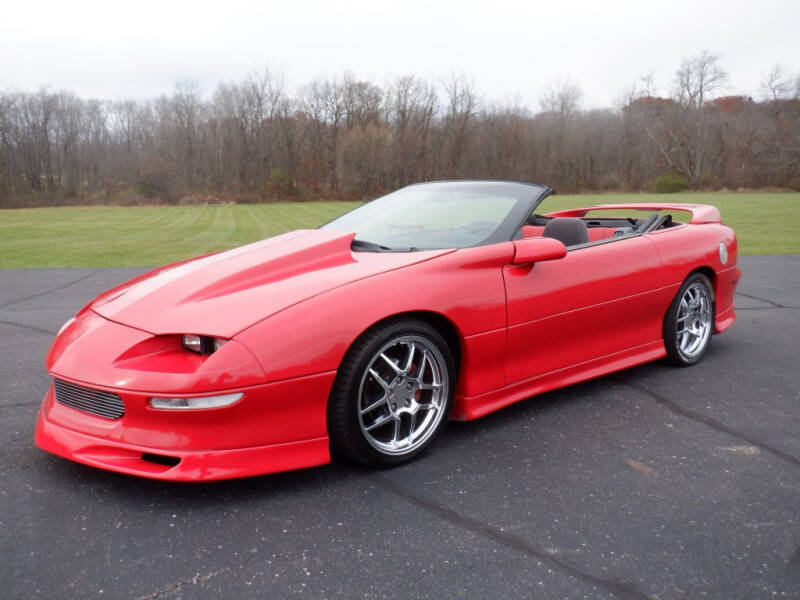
[1,255,799,600]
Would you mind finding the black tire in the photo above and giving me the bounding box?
[663,272,715,366]
[328,317,455,467]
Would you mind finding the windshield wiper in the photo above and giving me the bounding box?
[351,238,393,252]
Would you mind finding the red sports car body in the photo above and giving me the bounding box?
[35,182,740,480]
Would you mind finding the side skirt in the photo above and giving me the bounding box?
[451,340,666,421]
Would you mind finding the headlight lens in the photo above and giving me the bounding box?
[182,334,229,354]
[149,392,243,410]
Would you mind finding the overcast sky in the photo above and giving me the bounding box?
[1,0,798,108]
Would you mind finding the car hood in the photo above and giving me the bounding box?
[91,229,453,338]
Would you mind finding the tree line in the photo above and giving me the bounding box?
[0,51,798,207]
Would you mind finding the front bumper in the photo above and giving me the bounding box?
[35,372,336,481]
[35,410,329,481]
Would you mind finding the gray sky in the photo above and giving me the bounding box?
[2,0,798,108]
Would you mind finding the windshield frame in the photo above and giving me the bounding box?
[320,180,553,251]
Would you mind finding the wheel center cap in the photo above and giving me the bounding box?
[388,378,416,414]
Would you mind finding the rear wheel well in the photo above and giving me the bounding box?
[663,267,717,329]
[690,266,717,303]
[663,270,716,365]
[692,266,716,287]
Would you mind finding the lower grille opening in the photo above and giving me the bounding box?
[141,453,181,467]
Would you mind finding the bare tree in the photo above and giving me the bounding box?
[387,75,438,186]
[760,64,794,101]
[637,51,731,186]
[2,55,800,208]
[540,77,583,119]
[299,76,348,191]
[674,50,728,109]
[538,77,585,188]
[442,74,479,178]
[640,71,657,97]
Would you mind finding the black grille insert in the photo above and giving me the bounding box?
[54,379,125,419]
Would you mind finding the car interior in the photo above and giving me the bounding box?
[518,211,682,249]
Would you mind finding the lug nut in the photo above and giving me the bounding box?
[391,403,397,410]
[404,399,410,407]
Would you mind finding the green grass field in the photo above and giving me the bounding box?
[0,193,797,268]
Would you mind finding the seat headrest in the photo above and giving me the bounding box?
[542,217,589,247]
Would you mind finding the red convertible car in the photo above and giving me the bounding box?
[35,181,740,480]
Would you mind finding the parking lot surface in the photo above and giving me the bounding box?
[1,255,798,599]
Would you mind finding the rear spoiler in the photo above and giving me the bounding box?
[546,203,721,225]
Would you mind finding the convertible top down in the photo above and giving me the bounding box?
[35,181,740,480]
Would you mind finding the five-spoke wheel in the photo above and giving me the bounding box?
[358,335,448,456]
[329,318,455,466]
[664,273,715,366]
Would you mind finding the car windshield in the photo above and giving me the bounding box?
[321,181,543,250]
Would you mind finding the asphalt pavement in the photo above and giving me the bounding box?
[1,256,798,600]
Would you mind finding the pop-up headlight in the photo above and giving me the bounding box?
[181,334,229,355]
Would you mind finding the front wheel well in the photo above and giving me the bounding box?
[345,311,462,376]
[326,311,462,465]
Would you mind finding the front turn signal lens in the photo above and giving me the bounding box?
[149,393,244,410]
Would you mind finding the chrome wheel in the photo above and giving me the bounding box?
[676,282,712,359]
[357,335,448,456]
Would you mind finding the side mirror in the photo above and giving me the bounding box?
[511,237,567,265]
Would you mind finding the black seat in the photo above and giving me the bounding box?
[542,217,588,247]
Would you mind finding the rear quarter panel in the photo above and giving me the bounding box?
[646,222,739,328]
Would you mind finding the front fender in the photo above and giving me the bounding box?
[235,243,514,398]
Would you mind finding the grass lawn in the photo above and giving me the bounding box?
[0,193,797,268]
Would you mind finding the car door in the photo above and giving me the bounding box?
[502,235,668,384]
